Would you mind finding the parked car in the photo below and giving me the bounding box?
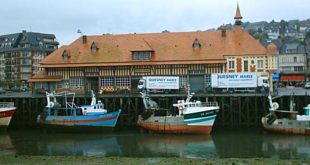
[304,82,310,89]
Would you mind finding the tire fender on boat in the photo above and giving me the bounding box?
[178,105,184,115]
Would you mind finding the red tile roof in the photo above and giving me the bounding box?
[28,70,62,82]
[41,26,267,68]
[267,43,278,55]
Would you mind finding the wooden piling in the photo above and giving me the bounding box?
[0,94,309,129]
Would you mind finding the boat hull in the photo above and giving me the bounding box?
[0,108,16,130]
[137,109,218,134]
[37,109,122,130]
[261,116,310,135]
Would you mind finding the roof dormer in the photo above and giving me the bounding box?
[131,51,153,61]
[62,50,70,60]
[192,38,201,49]
[91,42,98,53]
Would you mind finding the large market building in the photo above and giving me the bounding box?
[29,5,277,93]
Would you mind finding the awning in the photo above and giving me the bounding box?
[280,75,305,81]
[28,78,62,83]
[27,69,63,83]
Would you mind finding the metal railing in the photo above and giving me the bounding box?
[201,102,218,107]
[0,102,14,108]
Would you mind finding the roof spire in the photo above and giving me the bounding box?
[234,3,243,25]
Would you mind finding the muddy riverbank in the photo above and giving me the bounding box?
[0,156,309,165]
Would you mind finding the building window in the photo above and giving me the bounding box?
[244,60,248,72]
[39,41,43,48]
[180,76,188,89]
[43,38,54,42]
[69,77,84,89]
[258,60,264,69]
[20,59,31,65]
[57,80,69,89]
[294,66,304,72]
[21,51,31,57]
[293,57,297,63]
[23,44,30,48]
[228,61,235,69]
[100,77,114,87]
[132,51,151,61]
[100,77,130,87]
[115,77,130,87]
[91,42,98,53]
[62,50,70,60]
[192,38,201,49]
[205,75,211,88]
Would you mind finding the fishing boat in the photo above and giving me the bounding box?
[79,90,107,115]
[37,91,122,131]
[0,102,16,130]
[261,94,310,134]
[137,85,219,134]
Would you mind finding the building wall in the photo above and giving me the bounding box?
[0,31,58,83]
[0,50,53,82]
[279,53,306,74]
[44,63,224,93]
[224,54,277,76]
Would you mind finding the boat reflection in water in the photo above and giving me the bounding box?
[0,133,15,156]
[133,134,217,158]
[8,131,121,156]
[7,131,216,158]
[3,130,310,159]
[213,130,310,159]
[262,134,310,159]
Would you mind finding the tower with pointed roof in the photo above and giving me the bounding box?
[234,3,243,26]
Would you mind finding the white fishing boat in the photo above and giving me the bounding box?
[0,102,16,130]
[79,90,107,115]
[137,85,219,134]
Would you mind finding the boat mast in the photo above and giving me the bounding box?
[268,94,275,111]
[90,90,96,106]
[185,84,193,103]
[46,92,51,108]
[289,94,295,112]
[140,91,159,110]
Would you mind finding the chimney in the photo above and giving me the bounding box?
[221,28,226,37]
[82,35,87,44]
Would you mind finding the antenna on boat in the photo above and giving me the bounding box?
[289,92,295,112]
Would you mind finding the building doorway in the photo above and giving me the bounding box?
[189,75,204,93]
[131,76,141,92]
[85,77,99,93]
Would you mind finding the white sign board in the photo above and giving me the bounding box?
[211,73,257,88]
[146,76,179,89]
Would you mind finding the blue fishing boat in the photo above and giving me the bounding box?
[37,91,122,131]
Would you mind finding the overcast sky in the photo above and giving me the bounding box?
[0,0,309,45]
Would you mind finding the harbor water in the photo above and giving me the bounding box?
[1,129,310,159]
